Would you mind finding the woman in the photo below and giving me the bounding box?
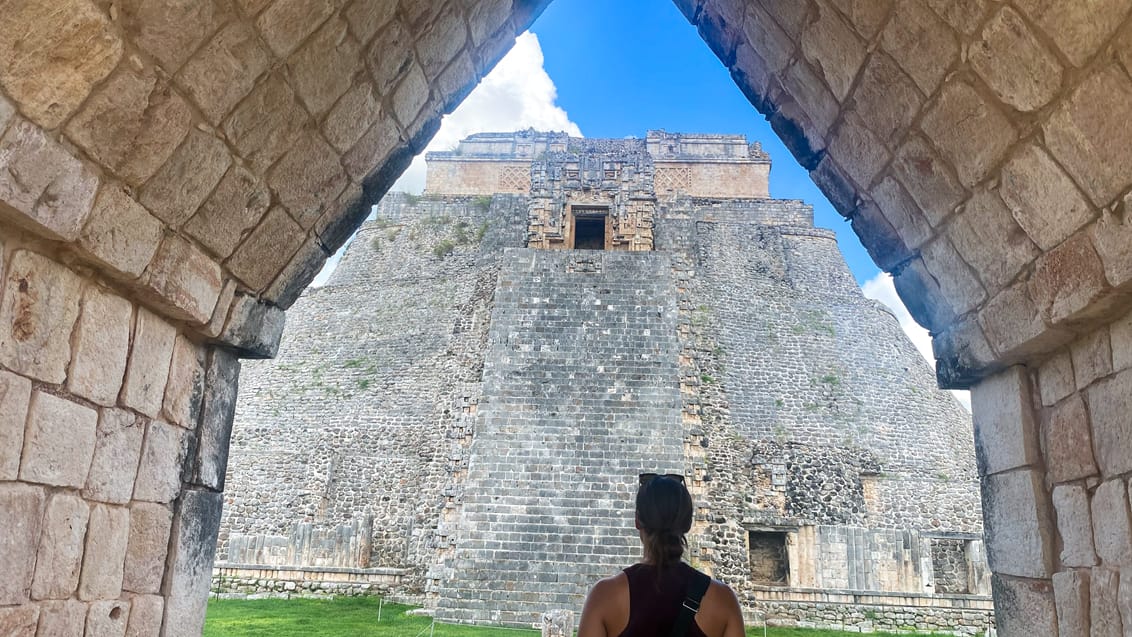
[577,473,746,637]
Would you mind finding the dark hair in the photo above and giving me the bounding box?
[636,475,693,570]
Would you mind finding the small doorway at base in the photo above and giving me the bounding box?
[570,205,609,250]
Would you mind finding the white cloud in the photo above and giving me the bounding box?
[862,273,972,411]
[311,32,582,287]
[391,31,583,194]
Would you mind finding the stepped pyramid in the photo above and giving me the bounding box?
[219,130,992,631]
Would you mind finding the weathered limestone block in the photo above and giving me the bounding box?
[289,18,361,116]
[191,349,241,490]
[86,599,131,637]
[891,134,965,227]
[893,257,955,331]
[1092,567,1123,636]
[226,207,306,292]
[920,236,985,315]
[342,117,402,182]
[1071,330,1113,390]
[999,142,1094,252]
[949,189,1038,291]
[77,183,164,280]
[68,287,133,406]
[0,251,83,383]
[982,468,1054,577]
[467,0,512,45]
[933,315,997,386]
[85,409,146,504]
[0,0,122,128]
[1045,64,1132,207]
[1028,232,1111,325]
[799,7,863,102]
[921,0,987,33]
[125,595,164,637]
[19,391,98,488]
[1121,568,1132,633]
[1038,349,1075,406]
[868,176,930,251]
[993,574,1058,634]
[1053,484,1098,567]
[222,72,309,173]
[123,502,174,594]
[1013,0,1132,67]
[176,22,272,125]
[880,0,958,95]
[0,369,32,480]
[184,166,271,259]
[161,489,224,637]
[434,51,477,116]
[1092,479,1132,566]
[268,132,349,230]
[255,0,335,57]
[418,10,468,81]
[31,493,90,600]
[79,504,130,600]
[343,0,398,43]
[392,63,431,130]
[970,367,1040,476]
[1086,367,1132,477]
[118,0,229,73]
[365,19,414,95]
[163,336,206,429]
[847,53,921,148]
[218,294,285,359]
[980,281,1071,358]
[64,62,194,186]
[235,0,272,16]
[121,308,177,418]
[0,483,46,604]
[921,80,1016,188]
[264,236,329,309]
[1113,310,1132,372]
[138,234,223,324]
[0,606,39,637]
[828,113,888,191]
[35,599,87,636]
[1053,569,1090,637]
[323,81,383,153]
[1091,208,1132,291]
[203,280,237,340]
[139,129,231,228]
[1042,394,1099,484]
[0,120,99,241]
[134,419,188,504]
[968,7,1061,112]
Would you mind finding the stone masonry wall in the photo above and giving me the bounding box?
[219,194,528,592]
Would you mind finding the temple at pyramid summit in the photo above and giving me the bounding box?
[216,130,993,632]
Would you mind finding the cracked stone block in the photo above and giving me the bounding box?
[999,142,1094,251]
[264,236,330,309]
[1027,231,1110,325]
[134,420,189,504]
[891,134,965,227]
[881,0,959,95]
[1091,479,1132,566]
[222,72,309,173]
[184,165,272,259]
[0,369,32,480]
[78,504,130,601]
[67,286,133,406]
[118,0,230,73]
[267,131,348,230]
[1071,329,1113,391]
[139,128,231,228]
[979,281,1072,358]
[35,599,86,636]
[176,22,272,125]
[219,294,284,359]
[138,234,223,325]
[0,0,122,128]
[31,493,90,600]
[191,349,240,491]
[1037,349,1074,406]
[84,409,146,504]
[163,336,207,430]
[288,18,361,116]
[417,10,467,81]
[970,367,1040,476]
[969,6,1062,112]
[323,81,383,153]
[800,3,865,100]
[1091,208,1132,291]
[121,308,177,419]
[920,79,1017,188]
[125,594,164,637]
[86,599,131,637]
[0,250,83,383]
[0,483,46,605]
[1053,570,1090,637]
[1013,0,1132,66]
[226,207,306,292]
[919,235,986,315]
[255,0,335,57]
[949,189,1039,291]
[77,183,164,280]
[342,117,401,182]
[123,502,174,594]
[982,468,1054,577]
[1042,394,1099,484]
[1086,367,1132,477]
[19,391,98,488]
[64,61,193,186]
[161,489,223,637]
[392,63,430,129]
[1053,484,1098,567]
[0,119,99,241]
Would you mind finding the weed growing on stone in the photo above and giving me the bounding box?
[433,239,456,259]
[472,194,492,212]
[476,221,490,241]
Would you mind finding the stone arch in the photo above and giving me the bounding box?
[0,0,1125,633]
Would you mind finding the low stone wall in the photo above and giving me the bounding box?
[746,588,995,635]
[210,564,405,599]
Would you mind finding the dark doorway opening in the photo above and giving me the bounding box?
[749,530,789,586]
[575,216,606,250]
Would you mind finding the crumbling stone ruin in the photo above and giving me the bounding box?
[219,131,993,632]
[3,1,1132,635]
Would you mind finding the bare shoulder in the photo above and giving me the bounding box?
[578,572,630,637]
[698,578,744,637]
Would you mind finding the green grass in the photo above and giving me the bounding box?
[203,597,958,637]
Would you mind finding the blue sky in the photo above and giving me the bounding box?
[529,0,879,285]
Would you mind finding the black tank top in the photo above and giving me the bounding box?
[617,563,710,637]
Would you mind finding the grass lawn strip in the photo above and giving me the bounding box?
[204,597,958,637]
